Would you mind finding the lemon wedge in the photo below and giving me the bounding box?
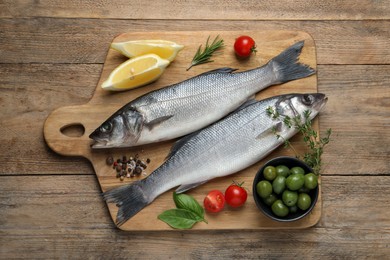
[111,40,184,62]
[101,54,170,91]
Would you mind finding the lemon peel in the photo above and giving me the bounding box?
[111,40,184,62]
[101,54,170,91]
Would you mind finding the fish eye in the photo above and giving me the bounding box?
[302,94,313,105]
[100,122,113,133]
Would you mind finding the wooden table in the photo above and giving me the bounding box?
[1,1,389,258]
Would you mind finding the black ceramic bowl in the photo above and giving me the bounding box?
[252,156,319,222]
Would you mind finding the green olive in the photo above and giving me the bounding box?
[276,165,290,177]
[297,193,312,211]
[290,166,305,175]
[289,205,298,214]
[282,190,298,207]
[272,176,286,194]
[304,173,318,190]
[262,193,278,206]
[256,180,273,199]
[263,166,277,181]
[286,173,305,191]
[271,200,289,217]
[298,186,311,193]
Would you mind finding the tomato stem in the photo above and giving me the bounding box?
[232,180,244,187]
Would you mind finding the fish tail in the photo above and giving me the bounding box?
[270,41,315,84]
[103,180,151,226]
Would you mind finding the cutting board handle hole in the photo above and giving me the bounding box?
[60,123,85,138]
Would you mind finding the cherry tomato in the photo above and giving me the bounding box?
[234,36,257,57]
[204,190,225,213]
[225,182,248,208]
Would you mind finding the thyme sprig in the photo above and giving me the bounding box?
[266,107,332,175]
[187,35,224,71]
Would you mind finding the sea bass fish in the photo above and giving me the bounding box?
[90,41,315,148]
[103,93,328,226]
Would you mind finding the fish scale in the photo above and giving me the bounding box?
[90,41,315,148]
[150,98,280,191]
[103,93,327,226]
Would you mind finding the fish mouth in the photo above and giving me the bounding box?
[90,139,109,149]
[87,126,108,148]
[89,131,110,149]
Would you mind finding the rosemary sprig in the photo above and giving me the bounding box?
[266,107,332,175]
[187,35,224,71]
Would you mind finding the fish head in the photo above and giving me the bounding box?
[276,93,327,120]
[89,108,144,148]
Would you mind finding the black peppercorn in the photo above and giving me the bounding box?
[109,153,150,181]
[106,156,114,165]
[134,166,143,175]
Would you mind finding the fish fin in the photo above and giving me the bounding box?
[200,67,237,76]
[269,41,315,84]
[166,130,201,159]
[256,122,283,140]
[145,115,174,130]
[176,181,209,193]
[235,98,258,112]
[103,180,150,226]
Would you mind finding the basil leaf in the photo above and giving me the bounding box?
[173,192,206,222]
[158,209,200,229]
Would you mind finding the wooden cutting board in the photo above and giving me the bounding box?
[44,30,321,231]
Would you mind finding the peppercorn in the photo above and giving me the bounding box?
[108,153,151,181]
[106,156,114,165]
[128,160,136,170]
[134,166,143,175]
[113,161,118,169]
[138,160,147,169]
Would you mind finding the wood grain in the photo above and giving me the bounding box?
[0,19,389,64]
[1,175,389,258]
[1,64,387,176]
[319,65,390,175]
[42,30,321,230]
[2,0,389,20]
[1,0,389,257]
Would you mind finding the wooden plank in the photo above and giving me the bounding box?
[2,0,389,20]
[319,65,390,176]
[1,175,389,258]
[0,63,99,175]
[0,1,13,18]
[0,0,388,258]
[42,30,321,230]
[1,63,388,176]
[0,19,389,64]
